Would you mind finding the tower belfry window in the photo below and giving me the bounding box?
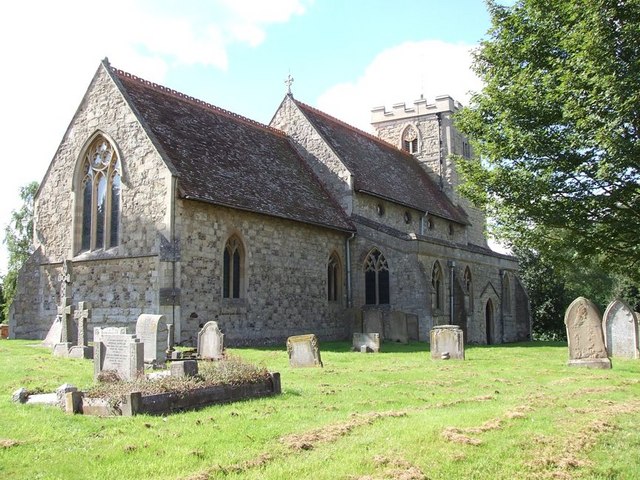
[402,126,419,154]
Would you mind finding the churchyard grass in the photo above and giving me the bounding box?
[1,339,640,479]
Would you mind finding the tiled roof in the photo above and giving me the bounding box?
[110,68,354,233]
[293,100,468,224]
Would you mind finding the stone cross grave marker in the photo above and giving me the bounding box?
[603,299,639,359]
[430,325,465,360]
[69,302,93,359]
[352,332,380,353]
[197,321,224,360]
[135,314,168,365]
[363,309,384,340]
[388,311,409,344]
[287,334,323,367]
[564,297,611,369]
[94,332,144,381]
[55,259,75,352]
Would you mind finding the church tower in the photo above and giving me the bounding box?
[370,95,487,247]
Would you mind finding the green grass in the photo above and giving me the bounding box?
[1,339,639,479]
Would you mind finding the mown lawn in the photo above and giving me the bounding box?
[1,339,639,479]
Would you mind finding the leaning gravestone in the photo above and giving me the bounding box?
[94,332,144,381]
[387,311,409,344]
[286,334,323,367]
[197,321,224,360]
[603,299,639,359]
[135,314,168,364]
[352,332,380,353]
[42,316,63,348]
[363,309,384,340]
[564,297,611,369]
[430,325,464,360]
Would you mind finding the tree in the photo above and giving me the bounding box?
[455,0,640,282]
[3,181,38,319]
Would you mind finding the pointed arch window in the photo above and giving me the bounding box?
[364,248,389,305]
[402,125,419,154]
[503,273,512,313]
[79,136,121,252]
[223,236,244,299]
[432,261,444,311]
[463,266,473,312]
[327,253,341,302]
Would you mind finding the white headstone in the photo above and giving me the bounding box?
[94,333,144,381]
[197,321,224,360]
[603,299,639,359]
[135,314,168,364]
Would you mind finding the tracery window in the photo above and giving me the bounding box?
[364,248,389,305]
[79,136,121,252]
[327,253,341,302]
[432,261,444,311]
[402,125,419,154]
[223,235,244,299]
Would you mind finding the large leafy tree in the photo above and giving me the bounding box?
[456,0,640,282]
[3,181,38,319]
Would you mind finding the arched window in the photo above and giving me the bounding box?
[432,261,444,311]
[364,248,389,305]
[463,266,473,311]
[327,253,341,302]
[79,136,121,252]
[402,125,419,154]
[223,235,244,299]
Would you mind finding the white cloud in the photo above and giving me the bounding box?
[317,40,483,132]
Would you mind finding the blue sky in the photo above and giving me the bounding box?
[0,0,496,272]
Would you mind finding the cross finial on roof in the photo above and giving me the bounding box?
[285,73,294,96]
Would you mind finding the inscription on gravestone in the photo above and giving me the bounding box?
[287,334,323,367]
[603,299,639,359]
[565,297,611,369]
[94,333,144,381]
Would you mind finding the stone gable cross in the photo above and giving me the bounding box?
[285,74,294,95]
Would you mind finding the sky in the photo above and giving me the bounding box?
[0,0,497,274]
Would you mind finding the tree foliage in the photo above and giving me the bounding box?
[456,0,640,282]
[3,181,38,320]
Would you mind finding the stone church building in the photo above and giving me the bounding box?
[9,59,530,346]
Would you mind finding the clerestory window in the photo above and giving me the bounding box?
[79,136,121,252]
[364,248,390,305]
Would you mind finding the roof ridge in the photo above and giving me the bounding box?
[292,98,407,154]
[112,67,286,137]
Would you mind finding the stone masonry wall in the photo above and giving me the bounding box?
[11,64,173,339]
[176,199,350,346]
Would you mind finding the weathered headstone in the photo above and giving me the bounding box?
[352,332,380,353]
[430,325,464,360]
[94,332,144,381]
[406,313,419,341]
[603,299,639,359]
[135,314,168,365]
[363,309,384,340]
[93,326,128,343]
[170,360,199,378]
[69,302,93,359]
[388,311,409,344]
[286,334,323,367]
[564,297,611,369]
[197,321,225,360]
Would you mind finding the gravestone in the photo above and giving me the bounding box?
[42,316,63,348]
[406,314,419,341]
[603,299,639,359]
[352,332,380,353]
[363,309,384,340]
[286,334,323,367]
[135,314,168,365]
[94,326,128,343]
[430,325,464,360]
[197,321,225,360]
[94,332,144,381]
[170,360,199,378]
[388,311,409,344]
[69,302,93,359]
[564,297,611,369]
